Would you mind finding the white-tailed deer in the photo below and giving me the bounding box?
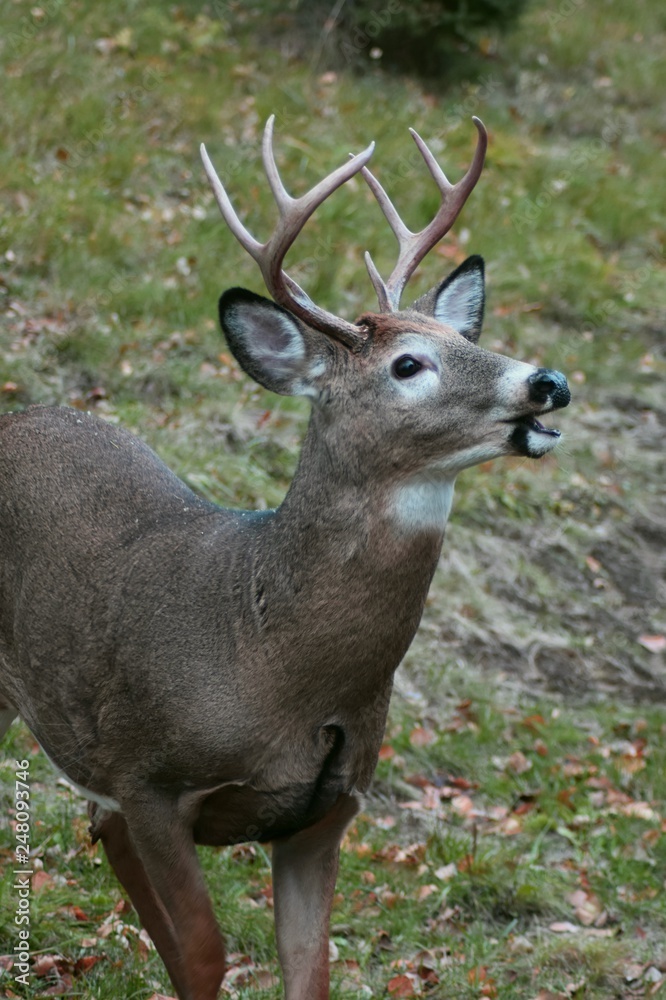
[0,116,569,999]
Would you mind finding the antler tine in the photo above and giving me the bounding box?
[261,114,293,215]
[201,118,376,351]
[200,142,263,261]
[363,117,488,312]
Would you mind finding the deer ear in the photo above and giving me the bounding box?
[412,255,485,343]
[219,288,325,396]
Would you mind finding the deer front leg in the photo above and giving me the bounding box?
[90,806,190,999]
[271,793,360,1000]
[103,791,226,1000]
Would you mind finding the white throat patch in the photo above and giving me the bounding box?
[390,476,455,534]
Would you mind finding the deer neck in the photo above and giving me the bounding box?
[265,415,451,633]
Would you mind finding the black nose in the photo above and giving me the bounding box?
[527,368,571,409]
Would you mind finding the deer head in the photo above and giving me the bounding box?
[201,118,569,533]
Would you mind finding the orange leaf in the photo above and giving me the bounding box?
[557,786,576,809]
[468,965,489,984]
[74,955,105,975]
[449,775,478,790]
[521,713,547,731]
[514,801,535,816]
[33,954,68,977]
[409,726,435,747]
[451,794,474,816]
[32,870,54,892]
[387,973,419,997]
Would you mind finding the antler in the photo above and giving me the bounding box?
[200,116,375,350]
[362,118,488,312]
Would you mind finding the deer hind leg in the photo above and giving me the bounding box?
[272,793,360,1000]
[92,794,225,1000]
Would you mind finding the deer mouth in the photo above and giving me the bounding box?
[507,413,562,458]
[513,414,561,436]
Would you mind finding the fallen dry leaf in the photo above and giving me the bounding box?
[32,870,54,892]
[449,775,478,790]
[387,972,420,997]
[451,794,474,816]
[638,635,666,653]
[521,713,547,730]
[33,954,66,977]
[435,863,457,882]
[74,955,105,974]
[496,815,523,836]
[494,751,532,774]
[619,801,657,821]
[42,977,73,996]
[409,726,435,747]
[567,888,603,926]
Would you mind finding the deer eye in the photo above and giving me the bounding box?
[392,355,423,379]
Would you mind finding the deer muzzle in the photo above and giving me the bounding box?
[527,368,571,410]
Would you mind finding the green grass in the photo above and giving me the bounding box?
[1,0,665,996]
[3,697,665,997]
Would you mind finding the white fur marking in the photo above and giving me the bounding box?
[525,427,561,456]
[43,750,121,811]
[393,367,439,400]
[391,477,455,533]
[428,442,509,477]
[292,379,320,400]
[495,362,538,407]
[66,779,121,812]
[388,335,441,400]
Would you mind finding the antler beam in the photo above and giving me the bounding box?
[201,116,375,350]
[362,118,488,312]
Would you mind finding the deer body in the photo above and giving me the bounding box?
[0,402,435,829]
[0,119,570,999]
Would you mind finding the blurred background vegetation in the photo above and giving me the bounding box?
[235,0,530,81]
[1,0,665,997]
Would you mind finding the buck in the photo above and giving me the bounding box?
[0,116,569,999]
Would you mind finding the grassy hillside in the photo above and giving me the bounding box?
[1,0,665,997]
